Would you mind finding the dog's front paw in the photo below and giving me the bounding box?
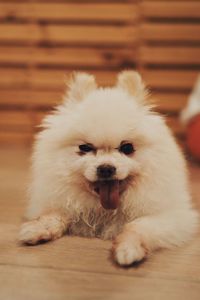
[19,215,66,245]
[113,230,147,266]
[19,220,51,245]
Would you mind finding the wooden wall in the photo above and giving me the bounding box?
[0,0,199,144]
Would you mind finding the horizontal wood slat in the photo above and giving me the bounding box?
[0,0,136,2]
[0,24,137,45]
[142,24,200,42]
[151,92,188,113]
[142,1,200,19]
[0,68,29,88]
[142,70,199,90]
[0,89,62,106]
[0,131,32,144]
[0,68,117,89]
[0,46,136,67]
[0,3,137,23]
[0,109,33,144]
[0,68,198,92]
[140,46,200,65]
[0,110,32,130]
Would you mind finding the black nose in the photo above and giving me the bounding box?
[97,164,116,179]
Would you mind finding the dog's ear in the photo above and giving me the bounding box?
[66,72,97,101]
[117,71,147,102]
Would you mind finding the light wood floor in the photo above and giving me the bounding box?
[0,146,200,300]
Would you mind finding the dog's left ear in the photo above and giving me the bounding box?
[66,72,97,101]
[117,71,147,102]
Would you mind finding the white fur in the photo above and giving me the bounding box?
[19,71,198,266]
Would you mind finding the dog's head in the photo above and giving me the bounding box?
[39,71,166,210]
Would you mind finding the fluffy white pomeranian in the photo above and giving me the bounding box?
[19,71,198,266]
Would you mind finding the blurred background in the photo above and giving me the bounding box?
[0,0,199,147]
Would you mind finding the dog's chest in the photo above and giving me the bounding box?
[68,211,126,239]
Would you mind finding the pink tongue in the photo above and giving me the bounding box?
[99,180,120,210]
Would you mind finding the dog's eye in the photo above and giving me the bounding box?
[119,143,135,155]
[79,144,94,153]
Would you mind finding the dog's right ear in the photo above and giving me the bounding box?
[66,72,97,101]
[117,71,148,103]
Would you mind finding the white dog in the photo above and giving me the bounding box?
[19,71,198,266]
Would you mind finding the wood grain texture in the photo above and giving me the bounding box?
[142,23,200,42]
[0,110,32,130]
[0,3,137,22]
[0,46,136,67]
[0,132,32,144]
[140,46,200,65]
[0,68,117,89]
[142,70,199,90]
[0,147,200,300]
[0,24,137,45]
[0,0,200,143]
[0,89,62,106]
[142,1,200,19]
[0,68,198,90]
[151,92,188,112]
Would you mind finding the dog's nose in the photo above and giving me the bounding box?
[97,164,116,179]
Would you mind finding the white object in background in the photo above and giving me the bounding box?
[181,75,200,124]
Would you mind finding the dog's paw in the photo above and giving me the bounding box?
[19,220,51,245]
[113,230,147,266]
[19,215,66,245]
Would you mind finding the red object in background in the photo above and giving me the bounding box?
[186,113,200,161]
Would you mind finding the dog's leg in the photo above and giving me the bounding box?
[19,210,70,245]
[113,209,198,266]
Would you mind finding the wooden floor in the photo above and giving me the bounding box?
[0,146,200,300]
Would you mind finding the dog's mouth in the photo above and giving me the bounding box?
[90,178,131,210]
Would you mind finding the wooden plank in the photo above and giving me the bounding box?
[0,24,39,44]
[31,69,117,88]
[0,68,198,93]
[150,92,188,113]
[0,68,117,89]
[0,89,62,106]
[1,263,200,300]
[142,1,200,19]
[45,24,137,45]
[140,46,200,65]
[0,131,32,144]
[0,0,135,3]
[0,110,32,129]
[0,0,135,1]
[0,3,137,22]
[0,68,29,88]
[142,23,200,42]
[142,70,199,90]
[0,24,137,45]
[0,46,136,67]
